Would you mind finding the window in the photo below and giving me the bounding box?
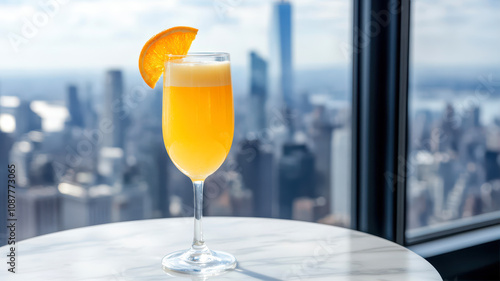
[407,0,500,241]
[0,0,352,244]
[349,0,499,277]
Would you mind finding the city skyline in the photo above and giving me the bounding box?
[0,0,499,247]
[0,0,355,244]
[2,60,498,244]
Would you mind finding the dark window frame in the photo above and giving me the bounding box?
[351,0,410,244]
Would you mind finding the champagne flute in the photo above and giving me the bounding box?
[161,52,236,274]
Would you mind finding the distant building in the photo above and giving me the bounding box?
[249,51,268,133]
[66,85,84,128]
[298,91,313,114]
[270,0,293,110]
[98,146,124,187]
[28,153,56,187]
[58,182,114,230]
[439,104,460,152]
[17,186,60,240]
[485,150,500,181]
[112,182,151,222]
[310,106,334,219]
[133,133,170,218]
[330,126,351,223]
[236,139,275,217]
[84,83,98,129]
[278,143,315,219]
[103,70,126,149]
[225,171,253,217]
[17,155,59,241]
[412,110,433,150]
[9,140,34,188]
[439,157,458,203]
[463,106,481,130]
[15,101,41,136]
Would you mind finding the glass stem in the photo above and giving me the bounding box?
[192,180,207,250]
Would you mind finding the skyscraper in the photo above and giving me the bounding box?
[331,126,351,223]
[66,85,84,128]
[114,181,151,222]
[15,101,41,136]
[59,182,114,230]
[278,144,315,219]
[270,0,293,110]
[236,139,275,217]
[103,70,126,149]
[17,154,59,240]
[249,51,268,132]
[84,83,98,129]
[98,146,124,186]
[17,186,60,240]
[311,106,334,220]
[485,150,500,181]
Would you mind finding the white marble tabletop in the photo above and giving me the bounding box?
[0,217,442,280]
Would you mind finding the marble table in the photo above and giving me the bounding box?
[0,217,441,280]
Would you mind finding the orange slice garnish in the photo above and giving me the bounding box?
[139,26,198,88]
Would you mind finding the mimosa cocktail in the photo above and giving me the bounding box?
[160,53,237,275]
[162,61,234,181]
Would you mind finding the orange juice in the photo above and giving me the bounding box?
[162,61,234,181]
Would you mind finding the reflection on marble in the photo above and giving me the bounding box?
[0,217,442,280]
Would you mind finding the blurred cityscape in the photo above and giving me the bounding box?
[407,69,500,232]
[0,0,499,245]
[0,1,351,244]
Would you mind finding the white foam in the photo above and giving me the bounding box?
[165,61,231,87]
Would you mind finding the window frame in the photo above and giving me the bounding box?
[351,0,410,244]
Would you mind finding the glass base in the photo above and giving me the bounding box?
[162,246,237,275]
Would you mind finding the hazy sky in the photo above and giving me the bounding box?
[0,0,499,71]
[0,0,350,71]
[412,0,500,67]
